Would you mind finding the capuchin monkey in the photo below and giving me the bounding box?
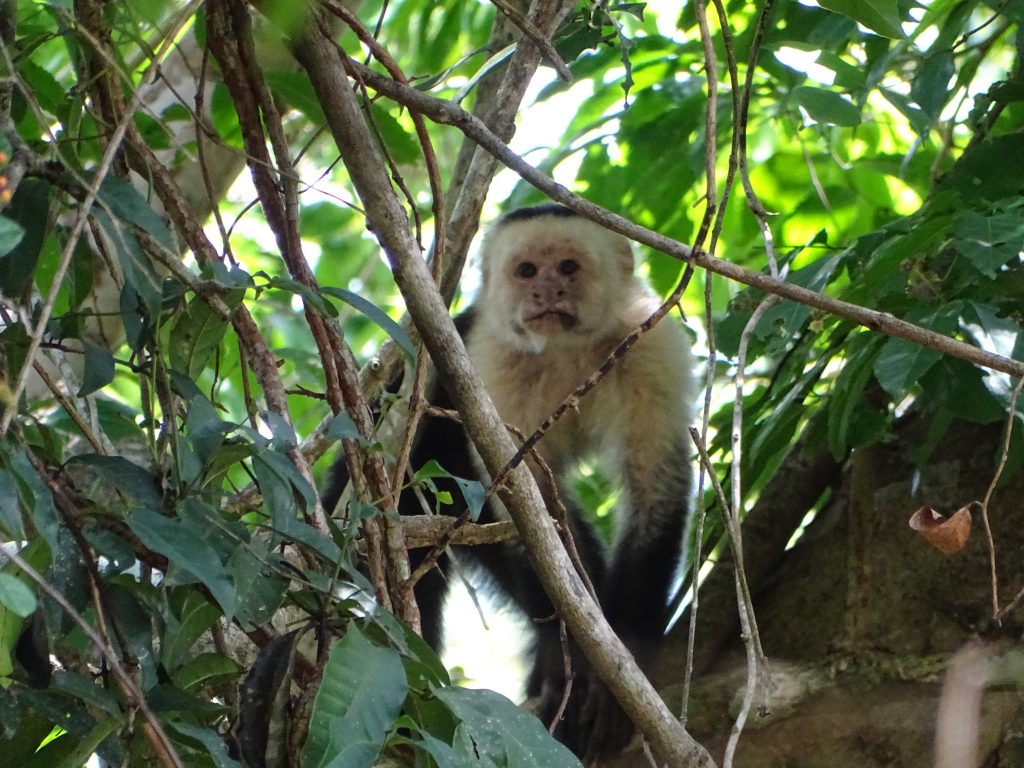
[324,204,694,761]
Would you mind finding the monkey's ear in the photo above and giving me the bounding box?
[613,239,636,276]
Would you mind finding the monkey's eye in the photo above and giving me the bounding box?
[515,262,537,278]
[558,259,579,275]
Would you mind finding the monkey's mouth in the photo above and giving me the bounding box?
[525,309,578,330]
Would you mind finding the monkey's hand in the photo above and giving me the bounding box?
[550,669,634,763]
[538,633,663,762]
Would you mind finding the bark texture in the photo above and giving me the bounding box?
[608,416,1024,767]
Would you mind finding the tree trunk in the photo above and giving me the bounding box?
[611,416,1024,767]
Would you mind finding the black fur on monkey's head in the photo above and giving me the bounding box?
[496,203,578,224]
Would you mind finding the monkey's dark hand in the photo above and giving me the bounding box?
[548,669,635,763]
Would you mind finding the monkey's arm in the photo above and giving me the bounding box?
[605,322,694,644]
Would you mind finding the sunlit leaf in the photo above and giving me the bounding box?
[0,573,35,617]
[793,85,861,126]
[817,0,904,38]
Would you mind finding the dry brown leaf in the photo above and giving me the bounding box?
[908,504,973,555]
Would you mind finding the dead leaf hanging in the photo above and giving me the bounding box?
[908,505,973,555]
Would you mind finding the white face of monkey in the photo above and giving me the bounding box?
[478,216,636,353]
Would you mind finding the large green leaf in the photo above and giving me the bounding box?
[0,469,25,540]
[66,455,163,513]
[162,591,223,672]
[301,626,408,768]
[0,573,36,617]
[873,338,941,399]
[169,299,230,381]
[434,687,582,768]
[321,287,415,358]
[0,179,40,294]
[78,339,115,397]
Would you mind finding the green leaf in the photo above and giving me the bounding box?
[252,449,317,515]
[827,335,883,459]
[82,524,136,573]
[77,339,116,397]
[434,686,582,767]
[411,460,485,520]
[0,178,47,295]
[301,626,408,768]
[873,339,942,399]
[920,359,1004,424]
[816,0,904,38]
[792,85,861,126]
[52,669,121,715]
[911,51,955,120]
[10,449,60,550]
[322,287,415,358]
[66,455,163,513]
[91,208,163,323]
[17,59,66,117]
[166,719,242,768]
[940,134,1024,201]
[162,592,222,672]
[93,174,174,251]
[874,303,961,398]
[226,542,289,626]
[0,216,25,257]
[0,573,36,617]
[0,470,25,540]
[407,731,477,768]
[172,652,242,692]
[185,394,231,466]
[326,411,367,443]
[128,507,237,620]
[954,211,1024,278]
[169,299,230,380]
[961,302,1021,360]
[370,103,421,166]
[264,70,324,123]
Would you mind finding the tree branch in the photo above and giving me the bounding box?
[291,9,715,766]
[344,58,1024,379]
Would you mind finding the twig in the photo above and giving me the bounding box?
[690,427,763,768]
[488,0,573,81]
[680,0,721,729]
[549,619,575,733]
[935,643,991,768]
[983,375,1024,621]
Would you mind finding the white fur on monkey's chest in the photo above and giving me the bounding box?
[466,329,626,468]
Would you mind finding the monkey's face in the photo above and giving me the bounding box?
[509,239,589,333]
[478,216,636,353]
[483,242,626,354]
